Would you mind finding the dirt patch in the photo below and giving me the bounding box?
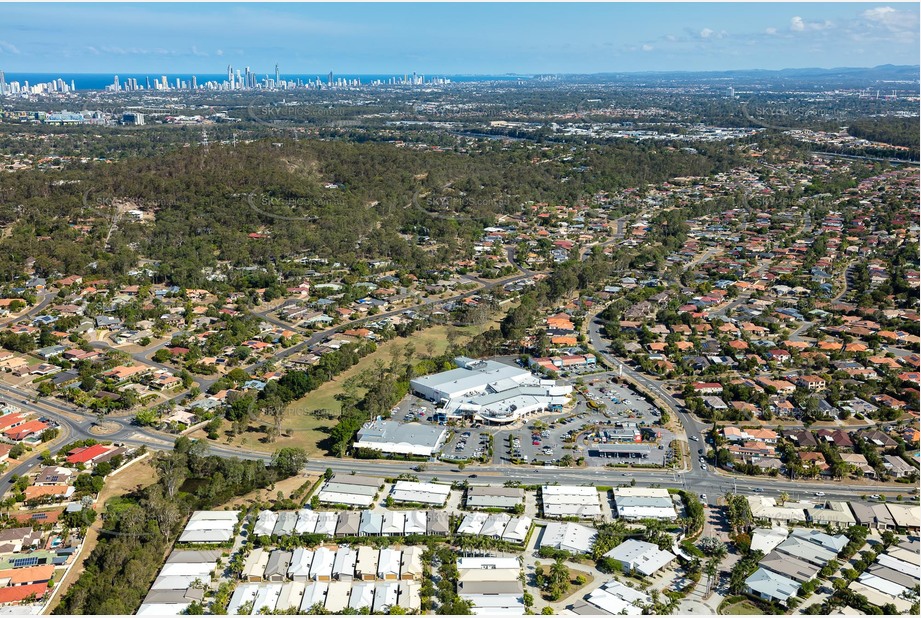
[535,563,595,603]
[222,473,320,509]
[89,421,121,436]
[45,457,158,614]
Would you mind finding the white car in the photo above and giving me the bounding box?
[690,435,699,441]
[699,494,707,501]
[815,492,826,497]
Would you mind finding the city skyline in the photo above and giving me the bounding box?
[1,2,918,74]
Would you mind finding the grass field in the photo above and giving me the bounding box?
[196,316,503,456]
[720,600,764,615]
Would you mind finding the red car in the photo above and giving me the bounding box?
[532,440,540,446]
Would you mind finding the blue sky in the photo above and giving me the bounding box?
[1,3,918,74]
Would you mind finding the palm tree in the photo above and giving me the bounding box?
[548,558,570,600]
[778,491,789,506]
[704,557,720,595]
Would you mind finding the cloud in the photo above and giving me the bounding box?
[215,49,224,56]
[790,16,833,32]
[641,44,654,52]
[191,45,207,57]
[698,28,728,40]
[765,27,777,35]
[859,5,919,35]
[0,41,21,54]
[862,6,896,23]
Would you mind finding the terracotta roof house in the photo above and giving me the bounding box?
[815,429,853,449]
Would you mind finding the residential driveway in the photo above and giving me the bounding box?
[700,506,733,543]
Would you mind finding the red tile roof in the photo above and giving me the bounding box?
[66,444,111,464]
[0,582,48,605]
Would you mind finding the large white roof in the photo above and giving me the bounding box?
[543,485,599,497]
[603,539,676,576]
[390,481,450,505]
[136,603,189,616]
[316,490,375,507]
[585,580,650,615]
[750,527,789,554]
[745,567,799,602]
[458,557,520,570]
[411,360,529,397]
[540,522,598,554]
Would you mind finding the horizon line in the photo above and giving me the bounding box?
[2,63,918,77]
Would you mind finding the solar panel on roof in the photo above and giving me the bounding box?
[31,514,47,520]
[11,557,39,567]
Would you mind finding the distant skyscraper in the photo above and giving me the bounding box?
[192,75,197,89]
[328,71,333,87]
[146,76,151,90]
[275,63,280,86]
[0,71,5,95]
[227,64,233,88]
[113,75,120,91]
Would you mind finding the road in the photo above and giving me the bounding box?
[0,267,538,494]
[0,290,55,329]
[583,310,911,504]
[578,215,629,261]
[831,261,857,303]
[1,233,911,508]
[0,381,175,489]
[2,340,909,508]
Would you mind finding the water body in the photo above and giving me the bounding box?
[3,73,534,91]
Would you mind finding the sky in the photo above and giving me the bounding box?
[1,2,918,75]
